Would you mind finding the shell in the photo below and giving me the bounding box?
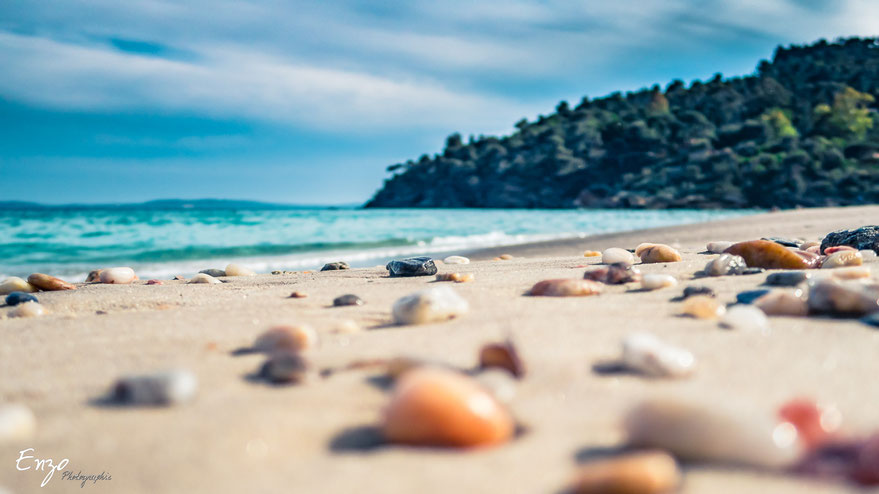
[225,263,256,276]
[253,325,317,353]
[720,305,770,333]
[188,273,222,284]
[681,295,725,319]
[636,243,682,263]
[0,404,36,442]
[640,274,677,290]
[112,370,197,406]
[704,253,747,276]
[754,290,809,317]
[443,255,470,265]
[821,250,863,269]
[392,286,469,325]
[27,273,75,291]
[529,279,603,297]
[602,248,635,266]
[624,397,802,468]
[381,367,514,448]
[0,277,38,295]
[100,267,136,284]
[620,332,696,378]
[706,241,734,254]
[724,240,817,269]
[807,279,879,317]
[479,340,525,378]
[569,451,681,494]
[10,301,46,318]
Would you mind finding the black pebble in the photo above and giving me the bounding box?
[386,257,437,277]
[5,291,38,306]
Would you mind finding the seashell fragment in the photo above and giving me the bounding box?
[479,340,525,378]
[225,263,256,276]
[529,279,603,297]
[381,367,514,448]
[821,251,863,269]
[0,277,38,295]
[624,397,802,468]
[5,291,38,306]
[584,264,641,284]
[259,351,312,384]
[111,370,197,406]
[602,248,635,266]
[807,279,879,316]
[392,286,469,325]
[0,404,36,442]
[725,240,816,269]
[619,332,696,378]
[100,267,136,284]
[720,305,770,333]
[636,243,682,263]
[754,290,809,316]
[641,274,677,290]
[253,325,317,353]
[706,241,734,254]
[188,273,221,284]
[9,301,45,318]
[764,271,811,287]
[569,450,681,494]
[27,273,75,291]
[704,253,747,276]
[443,255,470,265]
[333,294,364,306]
[681,295,725,319]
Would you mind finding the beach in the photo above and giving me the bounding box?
[2,205,879,493]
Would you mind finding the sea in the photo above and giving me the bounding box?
[0,204,756,281]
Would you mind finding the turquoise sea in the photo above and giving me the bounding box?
[0,205,756,281]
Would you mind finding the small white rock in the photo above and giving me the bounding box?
[0,277,38,295]
[860,249,877,260]
[112,370,197,406]
[0,404,36,442]
[620,332,696,378]
[100,266,136,284]
[392,286,469,325]
[225,263,256,276]
[474,369,517,405]
[641,274,677,290]
[706,241,734,254]
[10,301,45,318]
[443,255,470,265]
[720,305,770,333]
[188,273,222,284]
[602,248,635,266]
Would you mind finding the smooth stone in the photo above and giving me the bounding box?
[259,351,312,384]
[225,263,256,276]
[583,250,601,257]
[862,313,879,328]
[720,305,770,333]
[706,241,734,254]
[681,285,716,299]
[188,273,221,284]
[704,254,747,276]
[479,340,525,378]
[10,301,45,318]
[821,226,879,254]
[27,273,75,291]
[392,286,469,325]
[529,279,603,297]
[85,269,103,282]
[100,266,136,284]
[641,274,677,290]
[764,271,811,287]
[763,237,803,248]
[635,243,682,263]
[443,255,470,265]
[435,273,475,283]
[754,290,809,317]
[620,332,696,378]
[832,266,871,280]
[861,250,878,260]
[5,291,38,306]
[725,240,817,269]
[0,277,38,295]
[584,263,641,284]
[0,404,36,442]
[199,268,226,277]
[681,296,726,319]
[800,241,821,250]
[498,254,514,260]
[821,250,863,269]
[624,397,802,468]
[253,325,317,353]
[289,291,308,298]
[333,294,364,306]
[602,248,635,266]
[808,279,879,316]
[386,257,438,277]
[736,289,772,304]
[112,370,197,406]
[320,261,350,271]
[381,367,515,448]
[569,451,681,494]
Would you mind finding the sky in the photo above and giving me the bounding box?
[1,0,877,205]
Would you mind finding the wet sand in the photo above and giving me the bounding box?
[2,205,878,493]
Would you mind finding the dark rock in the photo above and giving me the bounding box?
[199,268,226,277]
[739,267,766,275]
[762,237,803,248]
[321,262,350,271]
[736,289,771,304]
[259,352,311,384]
[333,294,364,307]
[5,292,38,306]
[386,257,437,277]
[682,286,716,299]
[764,271,811,287]
[584,263,641,284]
[862,313,879,328]
[821,226,879,254]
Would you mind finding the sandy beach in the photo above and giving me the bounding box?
[2,205,879,493]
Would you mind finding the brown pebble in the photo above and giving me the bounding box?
[569,451,681,494]
[499,254,514,260]
[436,273,475,283]
[253,325,317,353]
[479,340,525,378]
[289,291,308,298]
[259,351,312,384]
[146,279,163,285]
[724,240,818,269]
[529,279,603,297]
[173,275,185,281]
[636,243,682,263]
[680,295,725,319]
[27,273,75,291]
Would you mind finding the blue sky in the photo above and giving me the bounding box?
[1,0,877,205]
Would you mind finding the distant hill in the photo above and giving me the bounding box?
[0,199,351,210]
[367,37,879,209]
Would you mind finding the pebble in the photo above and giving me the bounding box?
[146,279,164,285]
[99,266,136,284]
[641,274,677,290]
[753,290,809,316]
[498,254,514,260]
[0,404,36,442]
[704,253,747,276]
[584,264,641,284]
[583,250,601,257]
[86,269,103,282]
[821,225,879,254]
[681,285,715,299]
[706,241,734,253]
[720,305,770,333]
[27,273,75,291]
[392,286,469,325]
[821,250,863,269]
[435,273,475,283]
[5,292,38,306]
[862,312,879,328]
[188,273,221,284]
[725,240,818,269]
[253,325,317,353]
[479,340,525,378]
[111,370,197,406]
[320,261,349,271]
[199,268,226,277]
[568,451,681,494]
[681,295,726,319]
[0,277,38,295]
[636,243,682,263]
[832,266,872,280]
[386,257,438,277]
[602,248,635,266]
[620,332,696,378]
[736,289,771,304]
[289,291,308,298]
[529,279,604,297]
[800,240,821,250]
[443,255,470,265]
[624,397,801,468]
[259,351,312,384]
[381,367,515,447]
[764,271,811,287]
[763,237,803,248]
[225,263,256,276]
[10,301,45,318]
[808,279,879,316]
[333,294,364,306]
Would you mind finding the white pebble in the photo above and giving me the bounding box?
[706,241,734,253]
[821,250,863,269]
[641,274,677,290]
[112,370,197,406]
[188,273,222,284]
[0,404,36,442]
[225,263,256,276]
[10,301,45,318]
[0,277,38,295]
[392,286,469,325]
[443,255,470,265]
[602,248,635,266]
[720,305,770,333]
[620,332,696,378]
[860,250,877,260]
[99,266,136,284]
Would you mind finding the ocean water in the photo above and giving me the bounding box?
[0,207,756,281]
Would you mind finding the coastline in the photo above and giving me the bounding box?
[2,205,878,493]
